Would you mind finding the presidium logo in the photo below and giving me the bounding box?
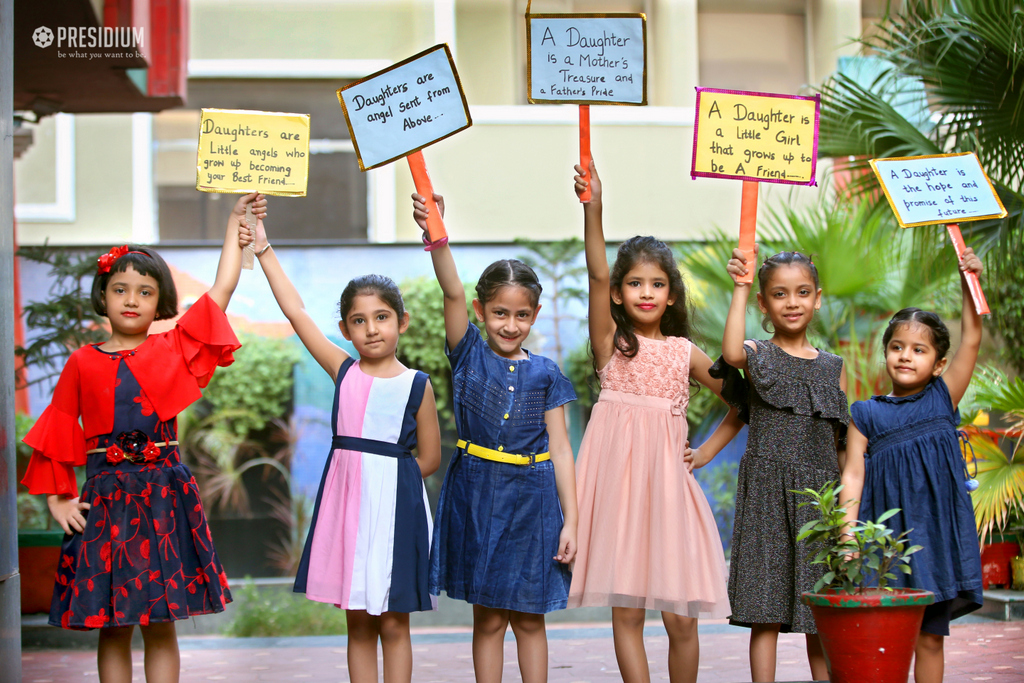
[32,25,145,58]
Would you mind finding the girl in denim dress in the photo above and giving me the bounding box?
[414,192,578,683]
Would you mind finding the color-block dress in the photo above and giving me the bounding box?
[710,340,849,634]
[569,336,731,617]
[430,321,577,614]
[21,294,237,630]
[853,377,983,628]
[294,358,434,615]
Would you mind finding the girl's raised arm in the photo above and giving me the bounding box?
[413,193,469,350]
[942,248,984,407]
[251,214,349,380]
[208,193,266,311]
[575,161,616,370]
[722,246,757,371]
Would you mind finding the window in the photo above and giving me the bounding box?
[154,79,367,243]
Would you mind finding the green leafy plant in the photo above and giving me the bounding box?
[516,237,587,366]
[224,580,348,637]
[796,481,923,594]
[16,244,107,389]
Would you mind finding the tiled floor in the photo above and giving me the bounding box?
[21,619,1023,682]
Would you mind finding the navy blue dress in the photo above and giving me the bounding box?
[853,377,983,622]
[49,348,231,629]
[429,321,577,613]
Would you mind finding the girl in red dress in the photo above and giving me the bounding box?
[21,193,265,683]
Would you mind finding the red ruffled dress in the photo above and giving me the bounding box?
[21,294,239,630]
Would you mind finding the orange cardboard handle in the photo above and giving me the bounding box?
[579,105,592,204]
[737,181,759,284]
[946,223,990,315]
[408,150,447,243]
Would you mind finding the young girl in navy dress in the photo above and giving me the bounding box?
[569,161,740,683]
[714,247,850,682]
[250,213,441,683]
[21,193,266,682]
[413,192,578,683]
[841,249,985,683]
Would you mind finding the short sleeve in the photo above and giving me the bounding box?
[172,293,241,387]
[544,359,577,412]
[446,319,482,373]
[708,355,750,424]
[850,401,874,442]
[21,354,86,496]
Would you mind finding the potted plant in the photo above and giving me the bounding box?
[796,481,931,683]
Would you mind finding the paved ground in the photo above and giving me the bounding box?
[20,618,1024,682]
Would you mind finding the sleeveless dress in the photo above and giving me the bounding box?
[429,321,577,614]
[21,294,236,630]
[710,340,849,633]
[853,377,983,621]
[294,358,434,615]
[569,336,731,617]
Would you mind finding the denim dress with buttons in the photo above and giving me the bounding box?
[429,320,577,613]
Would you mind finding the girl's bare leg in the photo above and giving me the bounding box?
[612,607,650,683]
[914,631,945,683]
[346,610,381,683]
[98,625,135,683]
[473,605,510,683]
[662,612,699,683]
[805,633,828,681]
[749,623,780,682]
[509,611,548,683]
[140,622,180,683]
[379,612,413,683]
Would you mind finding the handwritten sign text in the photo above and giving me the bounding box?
[691,88,819,186]
[527,15,646,105]
[196,109,310,196]
[338,44,471,171]
[870,153,1007,228]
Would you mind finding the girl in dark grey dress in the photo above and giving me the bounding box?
[711,249,849,682]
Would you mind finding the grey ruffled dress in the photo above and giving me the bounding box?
[709,340,849,633]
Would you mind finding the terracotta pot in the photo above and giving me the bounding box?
[802,589,934,683]
[981,541,1019,588]
[18,530,65,614]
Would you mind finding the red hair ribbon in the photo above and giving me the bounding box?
[97,246,149,274]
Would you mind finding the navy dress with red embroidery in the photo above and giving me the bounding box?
[50,347,230,630]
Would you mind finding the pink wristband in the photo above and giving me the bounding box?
[423,236,449,252]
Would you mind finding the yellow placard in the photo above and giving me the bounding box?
[196,109,310,196]
[691,88,820,186]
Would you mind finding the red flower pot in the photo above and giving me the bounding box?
[981,541,1019,588]
[802,589,934,683]
[18,530,65,614]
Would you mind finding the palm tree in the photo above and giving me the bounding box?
[817,0,1024,369]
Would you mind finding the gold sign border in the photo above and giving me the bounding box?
[869,152,1008,228]
[525,12,647,107]
[195,108,311,197]
[337,43,473,172]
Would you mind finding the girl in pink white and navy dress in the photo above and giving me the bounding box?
[249,212,441,683]
[21,193,265,682]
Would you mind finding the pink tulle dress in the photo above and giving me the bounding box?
[568,335,730,617]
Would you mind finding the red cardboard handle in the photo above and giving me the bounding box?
[737,181,759,284]
[408,150,447,243]
[579,105,592,204]
[946,223,990,315]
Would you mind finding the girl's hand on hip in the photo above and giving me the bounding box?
[554,525,577,565]
[47,494,90,535]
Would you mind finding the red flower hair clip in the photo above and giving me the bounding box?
[97,245,130,274]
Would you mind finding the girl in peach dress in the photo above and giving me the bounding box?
[568,162,743,683]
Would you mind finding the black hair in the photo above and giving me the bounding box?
[475,259,543,308]
[91,246,178,320]
[609,236,693,359]
[756,251,821,333]
[339,274,406,321]
[882,307,952,360]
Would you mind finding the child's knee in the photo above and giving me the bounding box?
[99,625,134,644]
[662,612,697,640]
[379,613,410,643]
[473,606,510,635]
[612,607,646,630]
[509,611,545,636]
[917,631,944,655]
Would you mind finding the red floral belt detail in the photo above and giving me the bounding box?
[86,430,178,464]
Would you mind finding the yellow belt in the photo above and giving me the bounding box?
[86,440,178,455]
[457,439,549,466]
